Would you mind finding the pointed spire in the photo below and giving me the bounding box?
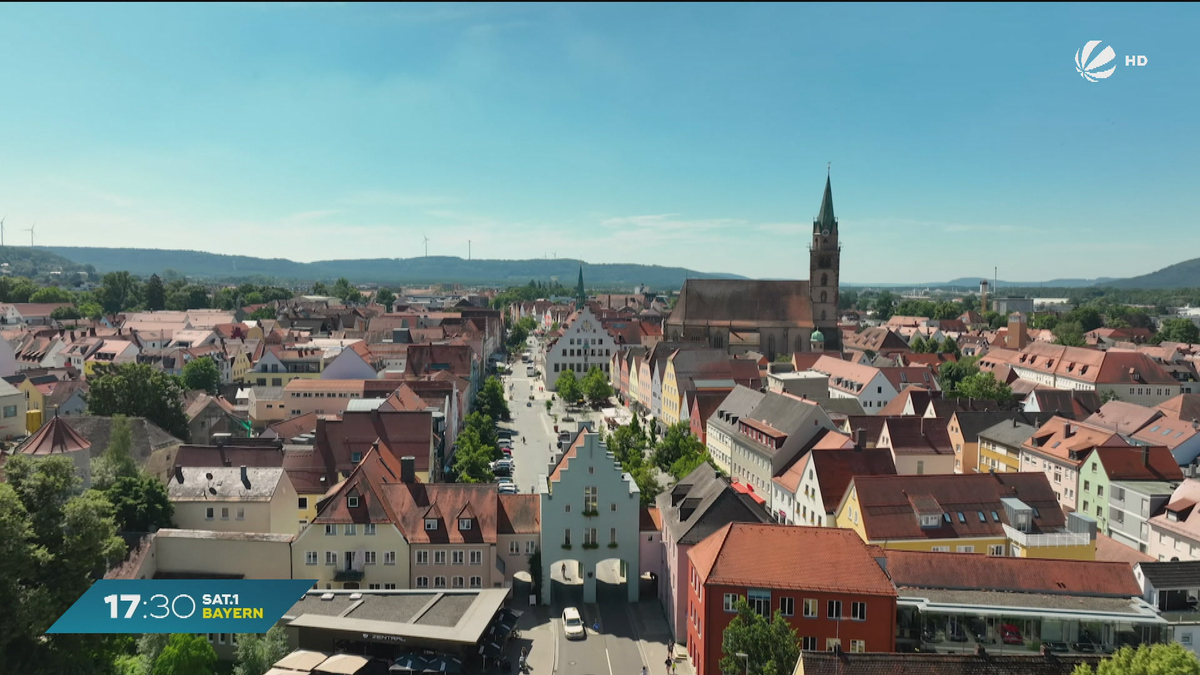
[576,265,586,310]
[815,174,836,233]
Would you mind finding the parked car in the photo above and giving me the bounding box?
[498,484,519,494]
[1000,624,1023,645]
[562,607,586,640]
[501,447,513,457]
[491,460,512,476]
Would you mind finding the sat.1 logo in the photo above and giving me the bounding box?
[1075,40,1148,83]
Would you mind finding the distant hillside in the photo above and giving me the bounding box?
[845,277,1115,289]
[0,246,93,281]
[40,247,743,289]
[1106,258,1200,289]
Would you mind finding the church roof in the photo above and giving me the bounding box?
[669,279,814,329]
[17,414,93,456]
[815,174,837,232]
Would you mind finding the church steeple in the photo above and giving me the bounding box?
[814,173,837,235]
[809,172,841,350]
[575,265,586,310]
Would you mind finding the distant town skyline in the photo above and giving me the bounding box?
[0,3,1194,284]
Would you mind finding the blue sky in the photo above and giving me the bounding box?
[0,3,1195,284]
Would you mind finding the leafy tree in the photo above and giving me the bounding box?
[1030,313,1060,330]
[134,633,171,675]
[474,376,510,422]
[105,474,174,533]
[181,356,221,394]
[97,271,141,314]
[653,422,708,478]
[0,455,127,675]
[92,415,139,491]
[249,306,276,321]
[150,633,217,675]
[582,366,613,406]
[463,411,500,457]
[631,463,661,506]
[375,287,396,309]
[606,424,645,466]
[50,305,82,321]
[773,353,793,363]
[78,301,104,320]
[1053,321,1088,347]
[1067,306,1104,332]
[838,289,859,311]
[506,321,530,352]
[165,284,209,311]
[910,335,928,354]
[956,371,1013,404]
[451,427,495,484]
[937,357,980,394]
[872,291,896,320]
[310,281,328,295]
[933,301,961,320]
[87,363,190,441]
[143,274,166,311]
[984,310,1005,330]
[939,336,960,357]
[1071,643,1200,675]
[29,286,74,303]
[556,369,582,405]
[1100,389,1122,404]
[1158,318,1200,345]
[960,294,979,312]
[719,598,800,675]
[233,626,291,675]
[550,321,561,333]
[331,277,362,304]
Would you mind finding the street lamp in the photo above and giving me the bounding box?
[735,652,750,675]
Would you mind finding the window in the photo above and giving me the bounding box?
[365,524,376,535]
[1097,485,1104,498]
[510,541,520,555]
[526,541,536,554]
[610,528,617,545]
[564,529,571,547]
[384,551,396,565]
[470,576,482,588]
[305,551,317,565]
[325,524,336,536]
[434,551,446,565]
[584,486,598,513]
[956,545,974,553]
[459,518,473,530]
[988,544,1006,556]
[325,551,338,565]
[826,638,841,652]
[780,597,795,617]
[584,528,598,546]
[802,637,818,651]
[470,550,482,565]
[369,584,381,590]
[850,640,866,653]
[348,496,359,508]
[827,600,842,619]
[236,507,245,520]
[851,602,866,621]
[344,524,356,535]
[434,577,447,589]
[452,551,464,565]
[221,507,230,520]
[748,589,771,616]
[416,551,429,565]
[453,576,465,588]
[364,551,376,565]
[724,593,739,612]
[611,503,617,512]
[298,497,308,509]
[205,507,214,521]
[351,452,362,463]
[2,406,15,418]
[425,519,438,531]
[931,546,950,552]
[416,577,429,588]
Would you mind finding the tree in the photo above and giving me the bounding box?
[1030,313,1060,331]
[1054,321,1088,347]
[719,598,800,675]
[143,274,166,311]
[105,474,174,533]
[233,626,290,675]
[78,301,104,320]
[1071,643,1200,675]
[0,455,127,675]
[165,284,209,311]
[582,366,613,407]
[872,291,896,320]
[50,306,82,321]
[92,415,139,491]
[374,287,396,308]
[956,371,1013,404]
[29,286,74,304]
[474,376,510,422]
[181,356,221,395]
[910,335,928,353]
[87,363,190,441]
[1067,306,1104,332]
[451,427,495,484]
[556,369,582,405]
[249,306,276,321]
[331,277,362,304]
[134,633,171,675]
[1100,389,1122,404]
[984,311,1005,330]
[150,633,217,675]
[463,411,500,457]
[97,271,141,314]
[939,336,960,358]
[937,357,980,394]
[310,281,328,295]
[1158,318,1200,345]
[653,422,708,479]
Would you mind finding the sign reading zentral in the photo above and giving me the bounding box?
[363,633,408,643]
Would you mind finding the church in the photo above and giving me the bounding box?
[665,176,842,360]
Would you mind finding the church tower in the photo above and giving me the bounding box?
[809,174,841,350]
[575,265,586,310]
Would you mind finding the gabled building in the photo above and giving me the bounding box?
[876,416,955,475]
[980,343,1179,406]
[542,304,618,391]
[1080,445,1182,535]
[1019,416,1126,513]
[772,436,896,527]
[705,385,765,475]
[168,465,299,535]
[1149,480,1200,562]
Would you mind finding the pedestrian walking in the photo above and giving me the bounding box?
[641,666,648,675]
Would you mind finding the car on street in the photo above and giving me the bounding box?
[492,460,512,476]
[501,447,513,457]
[562,607,585,640]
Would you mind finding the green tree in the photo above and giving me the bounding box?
[150,633,217,675]
[463,411,500,457]
[938,357,980,394]
[910,335,928,353]
[773,353,793,363]
[984,310,1005,330]
[92,415,139,491]
[97,271,141,314]
[86,363,190,441]
[871,291,896,320]
[556,369,582,405]
[1030,313,1060,331]
[375,287,396,309]
[582,366,613,407]
[838,289,859,311]
[1067,306,1104,332]
[1100,389,1122,404]
[143,274,166,311]
[233,626,291,675]
[331,277,362,304]
[719,598,800,675]
[956,371,1013,404]
[1158,318,1200,345]
[78,301,104,320]
[451,427,495,484]
[181,356,221,394]
[134,633,171,675]
[933,301,961,320]
[165,284,209,311]
[1072,643,1200,675]
[249,306,276,321]
[939,336,960,357]
[652,422,708,479]
[475,376,510,422]
[310,281,328,295]
[1054,320,1088,347]
[105,474,174,534]
[0,455,127,675]
[50,305,82,321]
[29,286,74,303]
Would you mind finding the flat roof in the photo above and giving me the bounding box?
[1112,480,1179,496]
[897,588,1164,624]
[283,589,508,646]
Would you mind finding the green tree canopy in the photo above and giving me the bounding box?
[91,415,139,491]
[50,305,82,321]
[233,626,291,675]
[719,597,800,675]
[582,366,613,406]
[939,336,960,357]
[86,363,190,441]
[474,376,510,422]
[956,371,1013,404]
[143,274,166,311]
[872,291,896,320]
[937,357,980,394]
[150,633,217,675]
[451,427,495,484]
[1053,320,1088,347]
[374,287,396,308]
[1072,643,1200,675]
[249,306,276,321]
[181,356,221,395]
[105,474,174,534]
[97,271,141,314]
[1158,318,1200,345]
[29,286,74,304]
[652,421,709,479]
[311,281,328,295]
[910,335,929,353]
[1066,306,1104,332]
[556,369,582,405]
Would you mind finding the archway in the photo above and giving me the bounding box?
[548,557,583,607]
[593,557,630,604]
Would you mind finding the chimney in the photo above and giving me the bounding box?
[1063,422,1074,439]
[240,465,249,487]
[854,427,866,450]
[174,466,184,483]
[400,456,415,484]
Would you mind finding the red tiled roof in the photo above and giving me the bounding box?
[17,415,92,456]
[1095,533,1154,567]
[877,387,937,417]
[880,417,954,456]
[810,449,897,515]
[885,549,1141,596]
[1092,445,1183,482]
[640,507,663,532]
[689,523,896,596]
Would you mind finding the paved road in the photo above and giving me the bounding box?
[555,564,650,675]
[502,358,559,495]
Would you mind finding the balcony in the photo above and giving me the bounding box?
[1003,524,1091,549]
[334,569,365,582]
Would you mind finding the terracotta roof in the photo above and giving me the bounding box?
[843,327,912,353]
[668,279,814,329]
[15,415,92,456]
[1095,533,1154,567]
[885,549,1141,596]
[877,387,938,416]
[1156,394,1200,423]
[263,413,320,441]
[1022,416,1125,466]
[378,383,427,412]
[809,448,897,515]
[980,343,1176,386]
[315,409,435,477]
[640,507,662,532]
[850,472,1065,542]
[879,417,954,456]
[879,366,939,391]
[772,452,810,493]
[688,523,896,596]
[1092,445,1183,482]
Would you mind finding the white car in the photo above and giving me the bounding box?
[562,607,586,640]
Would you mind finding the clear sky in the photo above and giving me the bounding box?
[0,3,1195,284]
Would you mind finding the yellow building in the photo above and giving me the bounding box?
[835,472,1095,560]
[659,349,731,427]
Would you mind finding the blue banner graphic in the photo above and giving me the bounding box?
[47,579,317,634]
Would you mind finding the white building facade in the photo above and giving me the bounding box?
[543,306,618,391]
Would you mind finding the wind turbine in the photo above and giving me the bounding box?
[0,215,5,247]
[25,223,35,247]
[468,239,471,261]
[422,234,430,258]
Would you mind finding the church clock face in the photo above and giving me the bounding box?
[581,320,593,331]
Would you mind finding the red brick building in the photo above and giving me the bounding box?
[685,523,897,675]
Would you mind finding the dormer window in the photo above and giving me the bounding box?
[425,519,438,531]
[920,515,940,528]
[459,518,473,530]
[351,452,362,463]
[348,496,359,508]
